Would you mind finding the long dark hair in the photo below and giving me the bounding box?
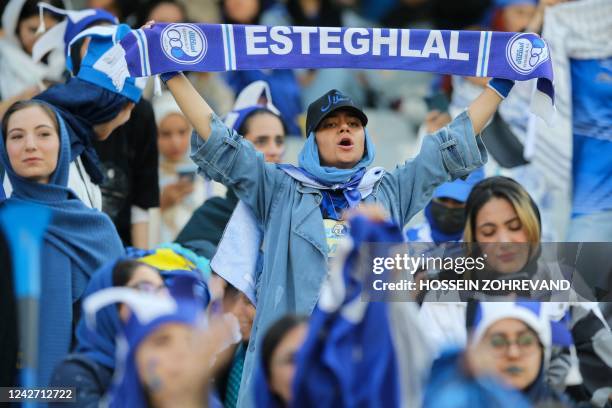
[238,108,287,137]
[112,259,152,287]
[16,0,63,32]
[2,100,59,141]
[261,314,308,381]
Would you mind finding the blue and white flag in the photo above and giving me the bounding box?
[95,24,556,122]
[289,215,403,407]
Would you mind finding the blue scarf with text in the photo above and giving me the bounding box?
[95,24,555,121]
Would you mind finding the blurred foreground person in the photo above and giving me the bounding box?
[424,301,574,407]
[84,274,239,407]
[256,315,308,407]
[49,256,164,407]
[255,206,432,408]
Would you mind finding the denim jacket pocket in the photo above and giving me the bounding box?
[212,136,241,179]
[439,138,466,176]
[436,111,487,179]
[190,116,242,180]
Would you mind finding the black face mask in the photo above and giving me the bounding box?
[429,201,466,234]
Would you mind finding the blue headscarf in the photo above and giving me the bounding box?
[74,248,153,370]
[0,101,125,385]
[298,130,376,186]
[34,20,142,186]
[225,105,280,134]
[290,129,376,218]
[35,77,131,184]
[73,245,212,372]
[32,5,118,64]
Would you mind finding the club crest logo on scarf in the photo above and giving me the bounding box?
[161,24,207,64]
[505,33,549,75]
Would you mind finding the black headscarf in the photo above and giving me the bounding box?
[35,78,130,184]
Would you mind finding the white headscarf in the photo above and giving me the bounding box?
[0,0,65,98]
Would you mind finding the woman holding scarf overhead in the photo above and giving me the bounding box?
[0,100,124,387]
[159,50,511,402]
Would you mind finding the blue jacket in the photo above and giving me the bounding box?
[190,110,487,406]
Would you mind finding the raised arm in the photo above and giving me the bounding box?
[140,20,215,140]
[156,71,282,226]
[383,79,515,224]
[165,73,214,140]
[467,78,514,134]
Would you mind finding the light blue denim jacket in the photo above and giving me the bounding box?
[190,111,487,406]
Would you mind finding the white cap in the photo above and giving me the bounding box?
[152,91,183,126]
[471,301,552,362]
[224,80,281,130]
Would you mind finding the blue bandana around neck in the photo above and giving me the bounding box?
[0,102,125,385]
[276,129,376,219]
[96,24,556,123]
[35,77,131,184]
[298,130,375,186]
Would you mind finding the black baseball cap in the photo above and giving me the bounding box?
[305,89,368,135]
